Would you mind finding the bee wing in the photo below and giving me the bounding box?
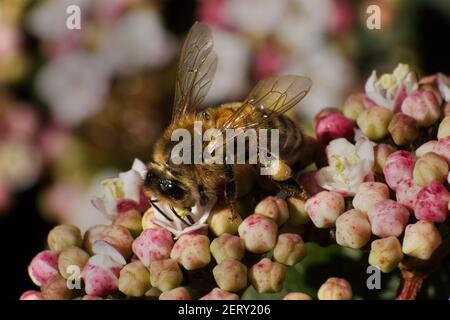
[220,75,312,130]
[172,22,218,122]
[206,75,312,157]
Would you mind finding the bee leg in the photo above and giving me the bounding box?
[224,164,238,219]
[272,177,309,201]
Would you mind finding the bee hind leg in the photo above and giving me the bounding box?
[272,177,309,201]
[224,164,239,219]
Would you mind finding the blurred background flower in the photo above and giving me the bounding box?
[1,0,450,299]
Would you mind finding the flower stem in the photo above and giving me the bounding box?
[396,270,426,300]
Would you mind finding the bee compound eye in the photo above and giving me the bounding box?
[160,180,184,200]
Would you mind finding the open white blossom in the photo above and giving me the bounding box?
[92,159,147,220]
[35,52,110,127]
[316,138,375,196]
[365,63,418,111]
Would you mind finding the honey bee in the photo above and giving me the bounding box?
[144,22,312,223]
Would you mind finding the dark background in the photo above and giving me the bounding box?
[1,0,450,300]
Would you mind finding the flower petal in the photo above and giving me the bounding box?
[131,158,148,180]
[355,138,375,166]
[326,138,355,160]
[118,169,142,203]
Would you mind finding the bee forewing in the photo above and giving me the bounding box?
[172,22,218,122]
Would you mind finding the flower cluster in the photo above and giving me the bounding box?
[22,64,449,300]
[312,64,449,277]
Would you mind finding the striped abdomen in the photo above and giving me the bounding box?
[267,113,303,167]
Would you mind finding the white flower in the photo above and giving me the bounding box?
[26,0,89,41]
[283,47,355,120]
[204,27,250,104]
[35,52,110,127]
[365,63,418,111]
[92,158,147,219]
[275,0,332,54]
[225,0,286,36]
[97,9,176,75]
[151,197,217,240]
[316,138,375,196]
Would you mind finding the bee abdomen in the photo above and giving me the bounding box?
[270,114,303,166]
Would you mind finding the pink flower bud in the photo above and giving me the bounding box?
[401,90,441,127]
[149,259,183,292]
[47,224,82,253]
[210,233,245,264]
[315,112,354,145]
[336,209,371,249]
[414,181,450,223]
[369,237,403,273]
[432,136,450,164]
[132,228,174,267]
[238,214,278,253]
[402,220,442,260]
[118,261,151,297]
[170,234,211,270]
[213,259,248,292]
[113,209,143,237]
[82,254,122,297]
[41,275,72,300]
[28,250,59,287]
[314,108,341,126]
[388,113,419,146]
[305,191,345,228]
[273,233,307,266]
[20,290,44,300]
[373,143,395,174]
[200,288,240,300]
[395,179,422,211]
[416,140,438,157]
[413,152,449,186]
[159,287,191,300]
[317,277,352,300]
[383,151,416,190]
[368,200,410,238]
[254,196,289,226]
[83,225,108,255]
[356,106,393,141]
[286,197,310,225]
[208,206,242,236]
[58,247,89,279]
[341,93,365,122]
[248,258,286,294]
[97,225,134,259]
[283,292,312,300]
[437,116,450,139]
[352,182,389,213]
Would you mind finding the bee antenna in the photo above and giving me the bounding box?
[170,205,192,227]
[150,201,174,222]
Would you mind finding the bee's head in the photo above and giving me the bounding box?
[144,162,196,208]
